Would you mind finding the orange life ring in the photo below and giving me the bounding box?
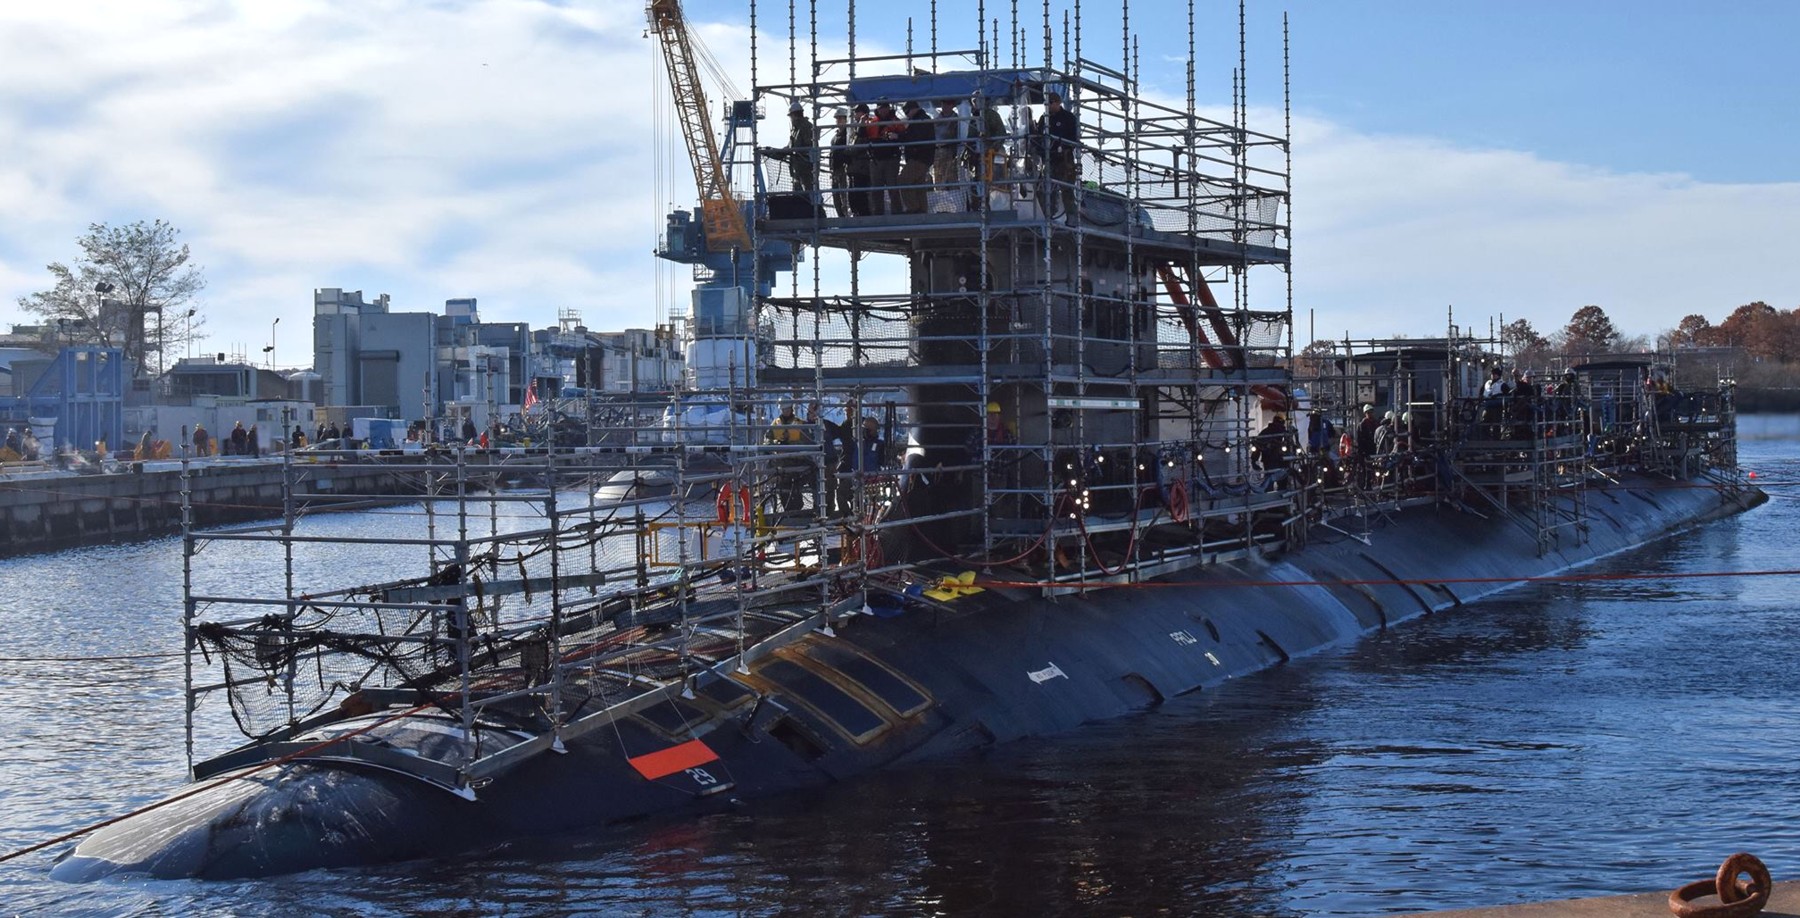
[715,482,752,524]
[1168,479,1190,523]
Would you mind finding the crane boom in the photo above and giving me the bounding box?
[647,0,752,251]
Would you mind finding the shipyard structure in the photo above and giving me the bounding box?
[54,0,1762,880]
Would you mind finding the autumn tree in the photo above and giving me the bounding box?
[16,220,206,376]
[1500,317,1550,367]
[1710,302,1772,349]
[1296,339,1339,377]
[1666,313,1714,348]
[1560,304,1619,356]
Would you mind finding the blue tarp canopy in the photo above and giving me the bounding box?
[843,69,1058,106]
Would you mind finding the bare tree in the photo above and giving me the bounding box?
[16,220,206,376]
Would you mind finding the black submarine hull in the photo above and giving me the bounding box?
[55,475,1760,880]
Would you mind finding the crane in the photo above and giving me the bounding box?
[644,0,795,397]
[646,0,752,252]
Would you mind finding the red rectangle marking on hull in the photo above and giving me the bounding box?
[627,738,720,780]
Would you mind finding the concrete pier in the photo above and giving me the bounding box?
[1403,879,1800,917]
[0,458,416,557]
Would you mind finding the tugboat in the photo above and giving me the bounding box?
[54,0,1762,880]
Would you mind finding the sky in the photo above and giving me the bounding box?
[0,0,1796,367]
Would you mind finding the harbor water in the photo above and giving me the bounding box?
[2,426,1797,916]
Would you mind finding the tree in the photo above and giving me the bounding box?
[1296,339,1339,378]
[1500,318,1550,366]
[1714,301,1777,354]
[1666,313,1713,349]
[1560,304,1619,356]
[16,220,206,376]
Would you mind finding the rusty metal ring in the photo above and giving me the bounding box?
[1669,852,1771,918]
[1717,852,1771,905]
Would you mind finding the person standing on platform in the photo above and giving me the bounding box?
[1037,91,1080,218]
[827,107,854,217]
[785,101,816,193]
[898,100,934,214]
[968,90,1008,194]
[865,100,903,215]
[932,99,962,203]
[846,103,874,216]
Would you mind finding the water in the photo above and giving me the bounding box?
[2,436,1798,916]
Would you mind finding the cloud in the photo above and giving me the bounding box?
[1288,113,1800,342]
[0,0,676,358]
[2,1,1795,371]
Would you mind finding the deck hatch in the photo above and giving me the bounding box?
[635,698,710,738]
[796,642,932,718]
[758,658,889,742]
[696,675,756,709]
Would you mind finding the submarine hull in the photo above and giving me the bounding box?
[55,474,1759,881]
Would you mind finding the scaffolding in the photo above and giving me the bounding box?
[746,0,1296,587]
[1294,333,1746,556]
[176,1,1747,798]
[176,0,1307,791]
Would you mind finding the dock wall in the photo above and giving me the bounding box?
[0,460,416,558]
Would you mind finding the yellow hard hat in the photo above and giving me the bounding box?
[986,402,1002,414]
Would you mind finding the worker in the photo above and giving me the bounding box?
[827,108,854,217]
[1036,90,1080,218]
[836,415,886,515]
[846,103,874,216]
[865,100,904,215]
[768,403,806,445]
[1372,411,1396,456]
[1254,415,1292,489]
[897,100,935,214]
[767,404,810,515]
[1306,411,1336,464]
[192,424,210,457]
[1481,367,1510,434]
[931,98,962,202]
[1510,370,1537,437]
[785,101,816,193]
[967,90,1008,190]
[964,400,1016,460]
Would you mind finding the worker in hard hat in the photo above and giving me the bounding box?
[786,101,817,193]
[767,403,811,515]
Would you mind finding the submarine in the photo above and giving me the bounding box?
[53,0,1766,881]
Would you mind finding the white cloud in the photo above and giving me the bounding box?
[1288,113,1800,343]
[2,1,1795,370]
